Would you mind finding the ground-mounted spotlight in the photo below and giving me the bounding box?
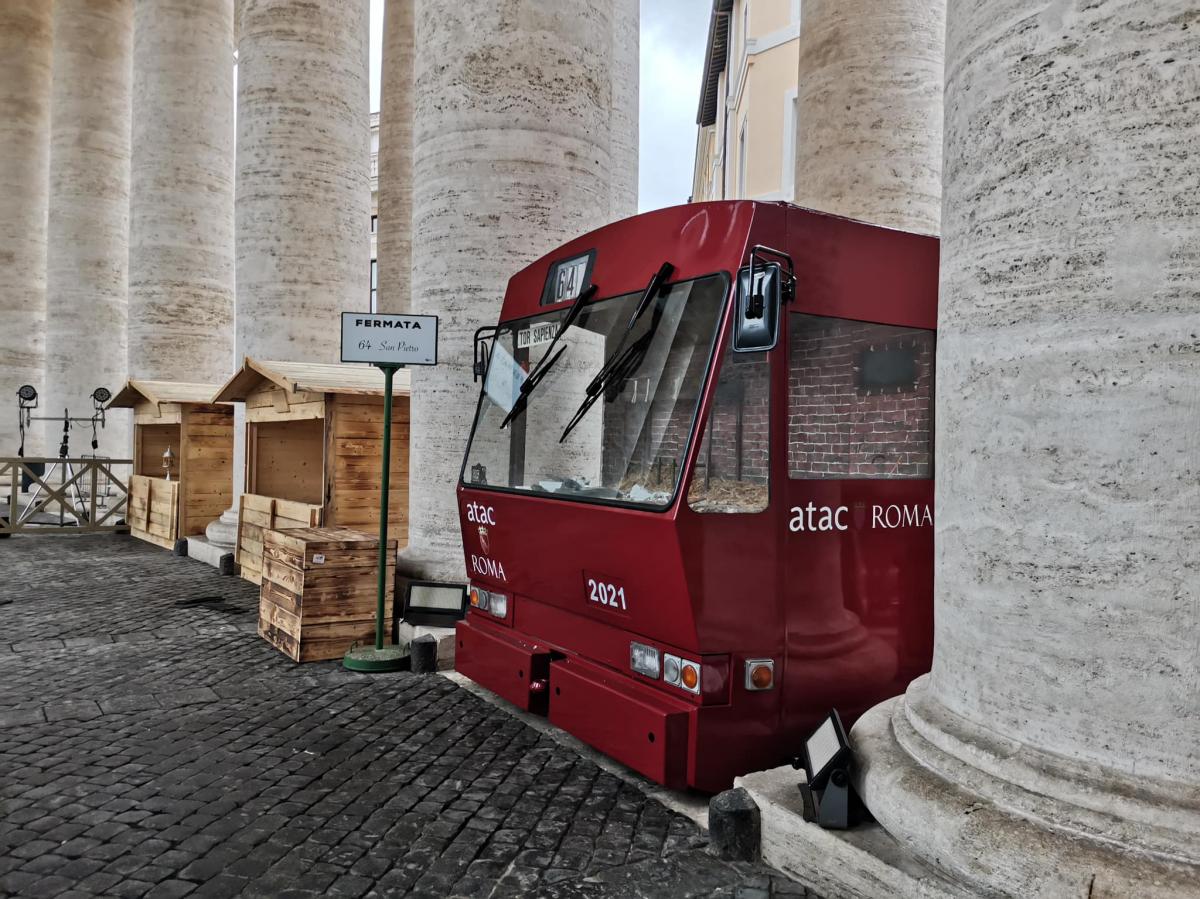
[404,581,469,627]
[792,710,862,829]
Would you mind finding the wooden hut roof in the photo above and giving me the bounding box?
[108,379,226,409]
[212,358,413,403]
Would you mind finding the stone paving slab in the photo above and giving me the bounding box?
[0,535,813,897]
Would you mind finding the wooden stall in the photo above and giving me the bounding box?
[212,359,411,585]
[107,380,233,549]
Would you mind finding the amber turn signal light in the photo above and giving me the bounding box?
[680,662,700,692]
[745,658,775,691]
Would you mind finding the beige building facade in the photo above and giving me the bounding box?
[692,0,800,203]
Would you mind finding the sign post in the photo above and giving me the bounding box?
[340,312,438,673]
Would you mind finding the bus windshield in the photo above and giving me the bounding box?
[462,274,728,509]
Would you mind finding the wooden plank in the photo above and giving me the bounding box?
[259,619,300,662]
[258,595,301,639]
[246,401,325,423]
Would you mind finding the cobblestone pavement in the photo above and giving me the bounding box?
[0,535,811,898]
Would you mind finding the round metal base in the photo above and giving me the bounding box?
[343,643,410,673]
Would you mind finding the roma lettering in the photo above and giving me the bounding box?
[469,554,507,582]
[872,504,933,529]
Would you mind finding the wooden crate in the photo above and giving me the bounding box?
[257,527,397,662]
[235,493,323,585]
[127,475,180,549]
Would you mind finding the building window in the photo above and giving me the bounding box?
[787,314,934,479]
[370,259,378,312]
[370,214,378,234]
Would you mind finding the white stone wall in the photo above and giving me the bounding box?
[235,0,371,363]
[0,1,53,456]
[376,0,413,315]
[129,0,235,383]
[794,0,944,235]
[405,0,623,582]
[44,0,134,459]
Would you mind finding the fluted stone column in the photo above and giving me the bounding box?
[214,0,369,552]
[609,0,639,220]
[129,0,235,383]
[403,0,622,582]
[235,0,370,363]
[0,1,53,457]
[851,3,1200,896]
[794,0,944,235]
[45,0,133,458]
[376,0,413,314]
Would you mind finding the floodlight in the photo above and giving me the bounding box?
[91,386,112,405]
[793,710,860,830]
[18,384,37,403]
[404,582,468,627]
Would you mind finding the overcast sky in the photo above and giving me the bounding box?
[368,1,711,214]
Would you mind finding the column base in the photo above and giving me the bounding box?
[204,507,239,550]
[845,680,1200,898]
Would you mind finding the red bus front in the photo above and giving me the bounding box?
[455,201,938,792]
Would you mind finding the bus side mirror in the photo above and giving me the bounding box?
[733,263,782,353]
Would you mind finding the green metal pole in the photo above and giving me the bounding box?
[375,364,395,651]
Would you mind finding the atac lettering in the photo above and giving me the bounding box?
[789,503,849,533]
[469,554,507,582]
[465,502,496,526]
[354,318,423,329]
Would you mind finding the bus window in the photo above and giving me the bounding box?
[788,314,933,479]
[687,344,770,513]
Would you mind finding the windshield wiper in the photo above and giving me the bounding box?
[499,283,598,430]
[558,262,674,443]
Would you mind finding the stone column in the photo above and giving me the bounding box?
[128,0,235,383]
[235,0,370,363]
[45,0,133,459]
[403,0,621,582]
[609,0,639,220]
[0,1,53,457]
[794,0,944,235]
[376,0,413,314]
[209,0,368,557]
[852,2,1200,895]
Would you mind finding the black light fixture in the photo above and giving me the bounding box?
[403,581,468,627]
[793,710,861,829]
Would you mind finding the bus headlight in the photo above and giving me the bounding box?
[488,592,508,619]
[662,654,681,686]
[662,653,700,693]
[469,584,489,611]
[630,642,660,678]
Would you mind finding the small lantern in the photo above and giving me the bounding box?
[162,445,176,481]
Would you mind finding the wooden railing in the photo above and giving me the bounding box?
[1,457,132,536]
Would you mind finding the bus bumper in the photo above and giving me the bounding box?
[456,617,694,790]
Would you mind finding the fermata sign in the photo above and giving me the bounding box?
[341,313,438,366]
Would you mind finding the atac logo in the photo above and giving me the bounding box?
[465,502,496,526]
[478,526,490,555]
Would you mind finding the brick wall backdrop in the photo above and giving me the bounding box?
[788,314,934,478]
